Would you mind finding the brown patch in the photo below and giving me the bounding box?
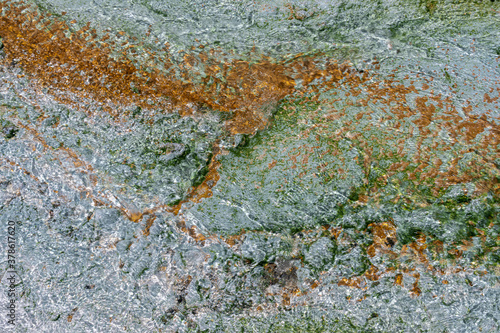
[364,265,380,281]
[224,229,247,246]
[367,220,398,258]
[410,273,421,296]
[67,308,77,322]
[282,292,290,306]
[338,276,365,289]
[187,225,207,243]
[394,273,403,286]
[329,227,342,239]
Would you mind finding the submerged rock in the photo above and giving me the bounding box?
[0,0,499,332]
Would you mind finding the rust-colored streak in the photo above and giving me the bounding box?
[165,142,222,216]
[142,215,157,236]
[0,2,366,222]
[0,1,295,134]
[124,210,143,223]
[1,0,498,256]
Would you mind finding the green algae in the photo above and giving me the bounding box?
[1,0,499,332]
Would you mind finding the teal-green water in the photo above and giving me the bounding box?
[0,0,499,331]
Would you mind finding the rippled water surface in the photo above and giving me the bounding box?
[0,0,499,332]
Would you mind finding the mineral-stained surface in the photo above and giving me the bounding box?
[0,0,499,332]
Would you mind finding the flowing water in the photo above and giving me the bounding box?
[0,0,499,332]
